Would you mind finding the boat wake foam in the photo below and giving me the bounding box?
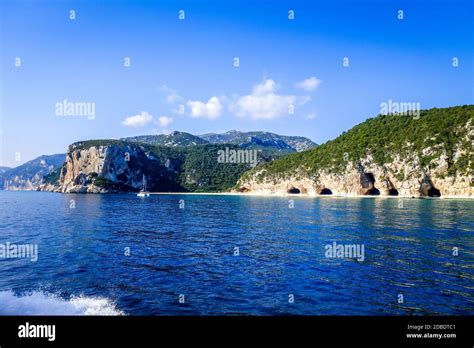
[0,290,125,315]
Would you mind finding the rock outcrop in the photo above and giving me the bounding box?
[236,158,472,198]
[236,149,473,198]
[236,106,474,198]
[50,142,182,193]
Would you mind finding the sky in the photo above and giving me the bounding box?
[0,0,473,167]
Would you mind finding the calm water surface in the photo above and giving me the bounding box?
[0,191,473,315]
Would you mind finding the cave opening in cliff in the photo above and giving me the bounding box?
[319,188,333,195]
[287,187,300,194]
[427,187,441,197]
[365,188,380,195]
[388,188,398,196]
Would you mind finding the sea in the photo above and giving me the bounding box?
[0,191,473,315]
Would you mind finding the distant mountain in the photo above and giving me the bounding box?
[123,130,317,153]
[199,130,317,152]
[2,154,65,191]
[123,131,208,147]
[0,167,11,190]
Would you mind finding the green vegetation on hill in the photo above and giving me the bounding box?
[176,145,253,192]
[241,105,474,182]
[42,167,62,185]
[72,139,131,151]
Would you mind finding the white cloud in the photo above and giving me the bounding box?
[121,111,153,127]
[252,79,277,95]
[231,79,310,120]
[166,93,183,103]
[157,116,173,127]
[305,112,316,120]
[159,84,184,103]
[295,76,321,91]
[187,96,222,120]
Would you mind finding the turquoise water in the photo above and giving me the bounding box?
[0,191,473,315]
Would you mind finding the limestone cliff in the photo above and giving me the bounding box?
[49,142,182,193]
[236,155,473,198]
[236,106,474,198]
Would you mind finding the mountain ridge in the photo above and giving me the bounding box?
[197,130,317,152]
[122,130,317,153]
[1,154,66,191]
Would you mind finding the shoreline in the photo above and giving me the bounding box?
[139,192,474,200]
[2,190,473,200]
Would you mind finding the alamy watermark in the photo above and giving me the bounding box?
[55,99,95,120]
[325,241,365,262]
[0,242,38,262]
[18,322,55,341]
[217,147,260,167]
[380,99,420,119]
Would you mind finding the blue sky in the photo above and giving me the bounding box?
[0,0,473,167]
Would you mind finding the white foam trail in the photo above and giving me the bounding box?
[0,290,125,315]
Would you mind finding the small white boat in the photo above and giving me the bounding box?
[137,175,150,197]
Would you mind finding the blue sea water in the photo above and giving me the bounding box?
[0,191,473,315]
